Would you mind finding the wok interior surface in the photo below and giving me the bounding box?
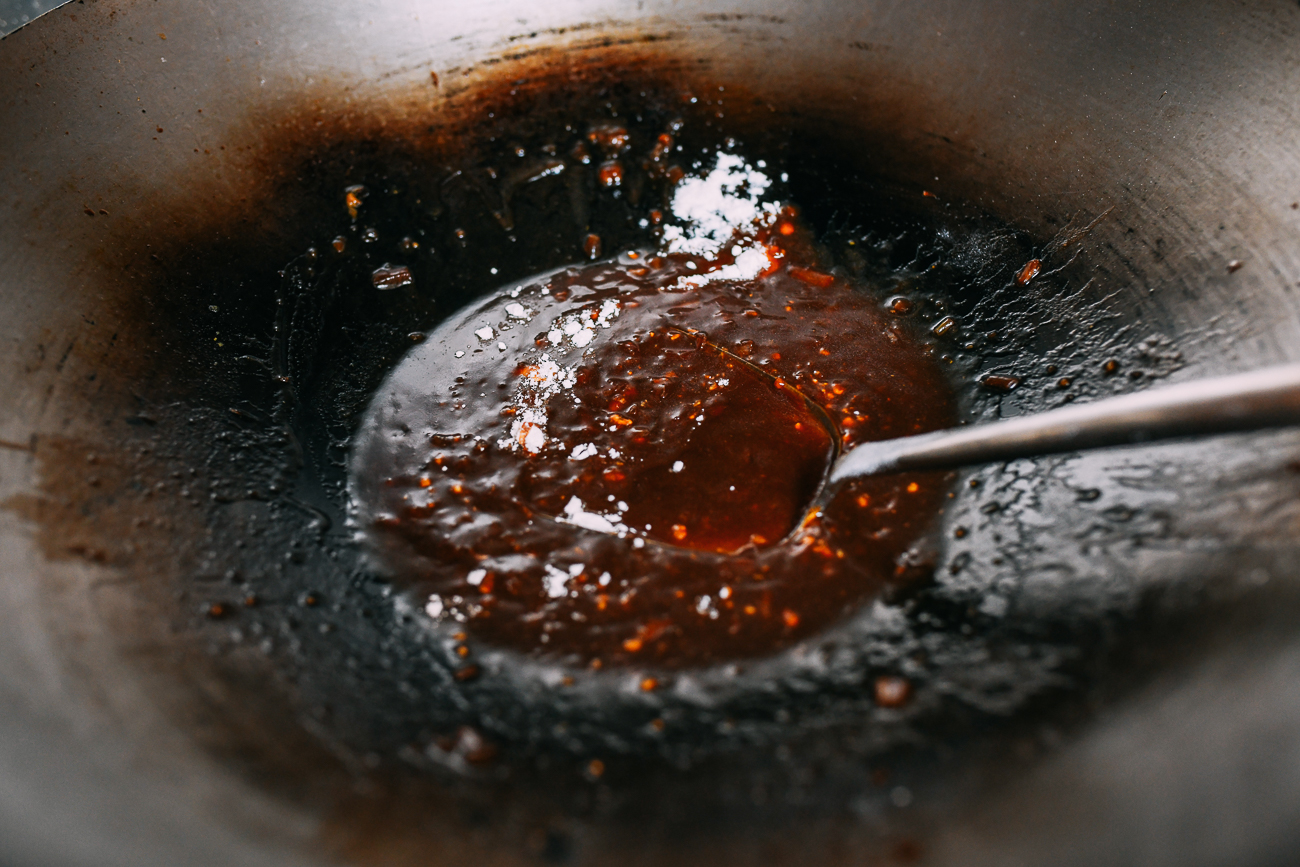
[3,1,1300,865]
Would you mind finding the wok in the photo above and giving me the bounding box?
[2,1,1300,865]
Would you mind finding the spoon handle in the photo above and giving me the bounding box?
[830,363,1300,481]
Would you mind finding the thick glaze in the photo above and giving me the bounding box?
[351,158,956,668]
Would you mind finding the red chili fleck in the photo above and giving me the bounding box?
[789,266,835,288]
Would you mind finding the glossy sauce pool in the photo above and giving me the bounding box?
[350,150,957,669]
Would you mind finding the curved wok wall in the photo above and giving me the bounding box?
[2,1,1300,865]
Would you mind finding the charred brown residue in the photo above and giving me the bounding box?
[70,45,717,397]
[0,415,352,806]
[3,433,198,569]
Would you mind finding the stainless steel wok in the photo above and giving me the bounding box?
[3,1,1300,865]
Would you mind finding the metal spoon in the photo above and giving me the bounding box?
[827,363,1300,484]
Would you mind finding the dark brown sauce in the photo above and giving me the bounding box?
[351,186,956,668]
[527,327,836,555]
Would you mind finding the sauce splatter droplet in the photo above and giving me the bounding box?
[979,374,1020,393]
[874,675,912,708]
[1016,258,1042,285]
[372,264,414,290]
